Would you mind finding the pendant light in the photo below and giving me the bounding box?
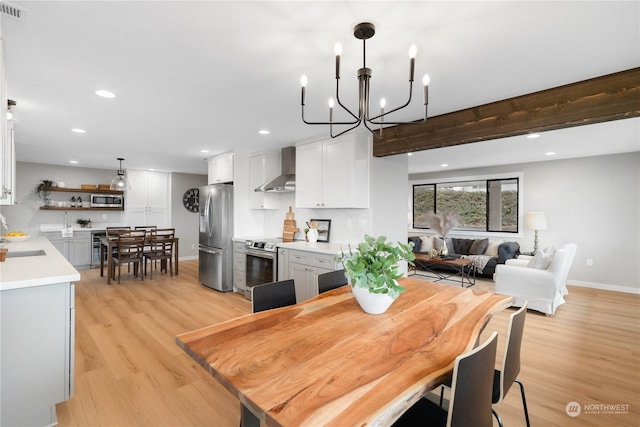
[110,157,131,191]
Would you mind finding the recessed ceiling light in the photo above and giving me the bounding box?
[71,128,86,133]
[441,163,449,168]
[258,129,270,135]
[200,149,210,153]
[526,133,541,139]
[69,160,79,164]
[148,168,155,171]
[95,90,116,98]
[545,151,556,156]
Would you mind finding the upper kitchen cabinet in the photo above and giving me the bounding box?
[208,152,234,184]
[0,38,15,206]
[126,170,169,227]
[249,152,280,210]
[296,133,370,209]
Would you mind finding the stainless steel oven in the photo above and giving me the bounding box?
[243,239,278,300]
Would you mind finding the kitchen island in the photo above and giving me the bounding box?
[0,237,79,427]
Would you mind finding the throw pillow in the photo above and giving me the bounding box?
[469,238,489,255]
[527,247,555,269]
[419,236,434,252]
[485,238,504,257]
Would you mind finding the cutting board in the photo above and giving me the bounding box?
[282,206,299,242]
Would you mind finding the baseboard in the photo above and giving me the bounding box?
[568,280,640,295]
[179,255,198,262]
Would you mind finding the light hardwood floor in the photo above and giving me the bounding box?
[56,261,640,426]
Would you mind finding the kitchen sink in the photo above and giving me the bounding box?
[5,249,47,258]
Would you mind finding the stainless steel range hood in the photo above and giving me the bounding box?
[255,146,296,193]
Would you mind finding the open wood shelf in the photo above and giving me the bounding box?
[40,206,124,211]
[49,187,124,194]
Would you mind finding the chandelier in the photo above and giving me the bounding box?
[300,22,430,139]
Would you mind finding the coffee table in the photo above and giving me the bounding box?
[412,254,476,287]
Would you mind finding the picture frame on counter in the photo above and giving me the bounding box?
[311,219,331,242]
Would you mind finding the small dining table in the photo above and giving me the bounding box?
[99,235,179,284]
[175,277,514,427]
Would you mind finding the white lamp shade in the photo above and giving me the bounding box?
[525,211,547,230]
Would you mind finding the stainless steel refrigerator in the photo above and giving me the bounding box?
[199,184,233,292]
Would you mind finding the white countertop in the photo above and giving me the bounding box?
[277,241,353,255]
[0,237,81,291]
[40,223,123,233]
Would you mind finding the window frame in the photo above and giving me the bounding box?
[409,172,524,237]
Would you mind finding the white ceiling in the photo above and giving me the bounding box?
[2,1,638,175]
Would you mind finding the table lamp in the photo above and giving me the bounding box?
[525,211,547,254]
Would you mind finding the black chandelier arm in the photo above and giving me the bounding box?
[302,107,360,126]
[330,119,364,139]
[367,81,418,124]
[335,79,360,122]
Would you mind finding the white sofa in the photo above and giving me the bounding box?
[494,243,577,315]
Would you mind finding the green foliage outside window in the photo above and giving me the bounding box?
[413,178,519,232]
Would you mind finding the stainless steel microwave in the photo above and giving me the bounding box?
[90,194,124,208]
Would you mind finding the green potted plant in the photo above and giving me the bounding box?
[34,179,56,207]
[76,218,91,228]
[337,234,416,314]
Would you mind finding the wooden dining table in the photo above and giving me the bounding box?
[99,235,179,284]
[175,277,514,427]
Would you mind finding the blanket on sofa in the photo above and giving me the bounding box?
[460,254,493,272]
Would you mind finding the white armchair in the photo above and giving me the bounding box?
[494,243,577,315]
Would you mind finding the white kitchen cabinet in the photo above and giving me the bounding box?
[233,241,248,297]
[126,170,169,227]
[208,152,234,184]
[249,152,280,209]
[44,231,92,269]
[0,38,15,206]
[295,132,370,209]
[1,282,74,427]
[278,248,341,303]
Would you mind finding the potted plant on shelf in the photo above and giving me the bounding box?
[34,179,56,208]
[337,234,415,314]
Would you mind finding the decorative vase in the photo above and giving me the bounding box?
[440,237,449,256]
[350,278,397,315]
[307,228,318,243]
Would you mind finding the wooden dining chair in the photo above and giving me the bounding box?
[143,228,175,278]
[112,231,145,284]
[392,332,499,427]
[317,269,348,294]
[251,280,297,313]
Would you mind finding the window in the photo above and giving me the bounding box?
[413,177,519,233]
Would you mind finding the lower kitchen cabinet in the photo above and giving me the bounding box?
[278,248,342,303]
[44,231,92,269]
[1,282,75,427]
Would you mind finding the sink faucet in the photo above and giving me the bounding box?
[64,211,69,228]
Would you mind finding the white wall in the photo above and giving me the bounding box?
[410,152,640,292]
[170,172,207,259]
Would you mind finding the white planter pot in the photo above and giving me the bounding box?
[307,229,318,243]
[350,279,397,315]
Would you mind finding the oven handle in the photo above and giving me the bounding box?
[245,249,276,259]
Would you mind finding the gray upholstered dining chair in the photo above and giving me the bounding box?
[251,280,297,313]
[317,269,348,294]
[492,302,530,427]
[392,331,500,427]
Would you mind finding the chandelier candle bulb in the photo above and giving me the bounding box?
[300,75,307,106]
[423,74,430,105]
[409,44,417,82]
[334,43,342,79]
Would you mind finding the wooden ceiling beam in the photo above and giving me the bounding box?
[373,67,640,157]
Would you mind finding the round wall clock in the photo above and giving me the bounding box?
[183,188,199,212]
